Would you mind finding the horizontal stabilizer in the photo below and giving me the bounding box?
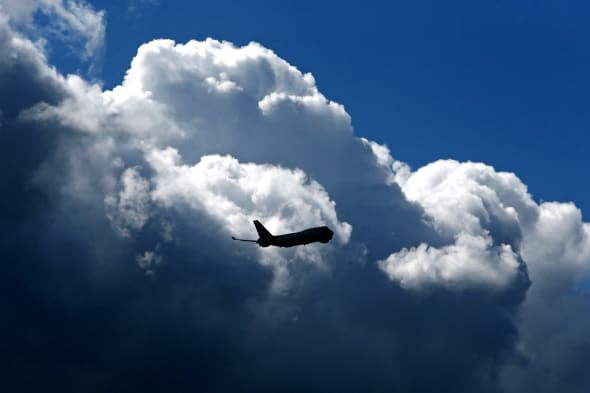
[231,236,258,243]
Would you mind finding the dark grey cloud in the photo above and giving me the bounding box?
[1,5,589,393]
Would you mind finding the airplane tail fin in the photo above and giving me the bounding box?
[253,220,273,240]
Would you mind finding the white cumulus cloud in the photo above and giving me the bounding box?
[381,156,590,391]
[379,233,520,290]
[146,148,351,246]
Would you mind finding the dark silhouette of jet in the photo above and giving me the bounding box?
[232,220,334,247]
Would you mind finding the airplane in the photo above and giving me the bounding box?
[232,220,334,248]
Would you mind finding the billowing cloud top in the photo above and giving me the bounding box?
[1,3,590,392]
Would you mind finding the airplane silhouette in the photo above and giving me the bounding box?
[232,220,334,247]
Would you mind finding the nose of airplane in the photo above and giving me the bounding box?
[319,227,334,243]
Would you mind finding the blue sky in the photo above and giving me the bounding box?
[62,0,590,214]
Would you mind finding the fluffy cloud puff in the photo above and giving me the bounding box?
[2,5,590,392]
[380,233,521,290]
[380,159,537,290]
[145,148,351,246]
[385,158,590,391]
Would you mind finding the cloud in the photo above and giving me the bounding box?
[0,12,66,117]
[500,201,590,393]
[0,0,40,22]
[105,166,151,237]
[1,6,590,392]
[136,249,162,275]
[1,0,105,61]
[379,159,536,290]
[384,158,590,390]
[145,148,352,246]
[379,233,521,290]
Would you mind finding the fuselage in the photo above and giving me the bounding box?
[259,226,334,247]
